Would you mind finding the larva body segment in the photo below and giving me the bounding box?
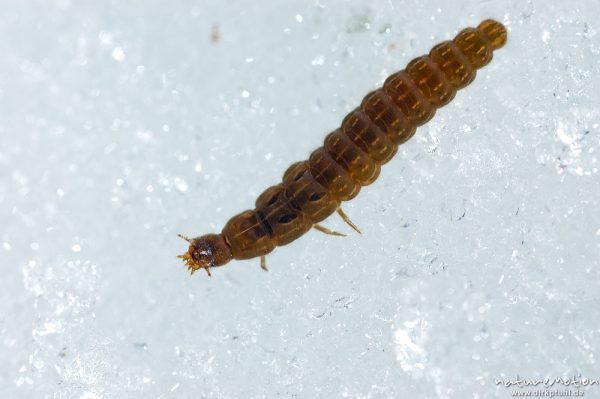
[309,147,361,201]
[330,130,381,184]
[429,41,476,90]
[179,19,507,276]
[406,57,456,107]
[342,110,398,162]
[384,72,434,125]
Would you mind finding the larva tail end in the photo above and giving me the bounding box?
[177,233,233,277]
[477,19,507,50]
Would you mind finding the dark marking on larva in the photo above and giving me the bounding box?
[283,188,303,212]
[278,214,297,224]
[309,192,326,202]
[178,19,508,277]
[266,194,278,206]
[256,210,273,237]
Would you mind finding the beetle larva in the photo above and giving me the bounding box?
[179,19,507,276]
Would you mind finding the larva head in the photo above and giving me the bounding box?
[178,233,233,276]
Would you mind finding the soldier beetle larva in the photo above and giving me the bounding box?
[179,19,507,276]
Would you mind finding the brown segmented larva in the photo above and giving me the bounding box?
[178,19,508,276]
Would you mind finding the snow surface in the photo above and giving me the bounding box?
[1,0,599,398]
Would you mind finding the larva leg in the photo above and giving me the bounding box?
[313,224,346,237]
[336,208,362,234]
[260,256,268,272]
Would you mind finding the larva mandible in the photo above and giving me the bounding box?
[178,19,507,277]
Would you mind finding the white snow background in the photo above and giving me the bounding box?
[1,0,599,398]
